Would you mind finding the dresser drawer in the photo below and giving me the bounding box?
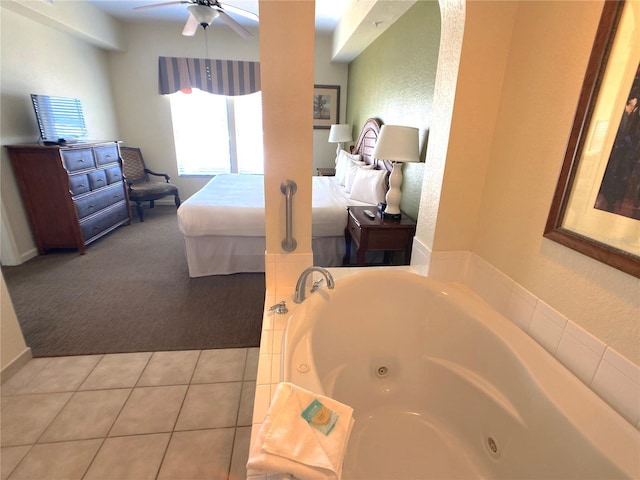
[61,148,94,172]
[80,201,129,242]
[88,170,108,190]
[74,184,127,219]
[68,174,91,196]
[94,145,119,166]
[105,166,123,185]
[347,214,362,244]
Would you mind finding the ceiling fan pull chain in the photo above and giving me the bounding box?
[204,28,212,81]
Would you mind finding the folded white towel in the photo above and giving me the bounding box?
[247,382,355,480]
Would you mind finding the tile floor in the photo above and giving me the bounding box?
[1,348,259,480]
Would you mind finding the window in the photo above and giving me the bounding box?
[169,89,263,175]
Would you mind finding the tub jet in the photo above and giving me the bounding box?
[486,436,500,458]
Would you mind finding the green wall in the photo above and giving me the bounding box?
[346,0,441,220]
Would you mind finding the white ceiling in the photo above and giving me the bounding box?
[87,0,349,33]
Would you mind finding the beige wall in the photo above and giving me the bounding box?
[471,1,638,363]
[0,4,120,369]
[348,0,638,364]
[1,7,349,265]
[313,35,351,173]
[433,1,515,252]
[1,271,28,370]
[2,0,637,368]
[260,0,315,258]
[439,1,639,363]
[0,7,121,265]
[106,22,347,202]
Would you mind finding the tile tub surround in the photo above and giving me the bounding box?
[457,252,639,428]
[248,261,639,478]
[1,348,259,480]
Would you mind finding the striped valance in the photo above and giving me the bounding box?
[158,56,261,96]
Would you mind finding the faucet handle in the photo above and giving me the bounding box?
[269,301,288,315]
[310,279,324,293]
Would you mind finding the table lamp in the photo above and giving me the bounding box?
[328,124,353,157]
[372,125,419,220]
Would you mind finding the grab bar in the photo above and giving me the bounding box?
[281,179,297,252]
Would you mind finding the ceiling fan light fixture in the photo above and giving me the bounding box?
[187,4,219,28]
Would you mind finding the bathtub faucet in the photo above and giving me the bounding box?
[293,267,335,303]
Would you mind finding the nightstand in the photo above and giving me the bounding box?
[316,167,335,176]
[344,206,417,266]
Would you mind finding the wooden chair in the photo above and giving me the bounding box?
[119,146,180,222]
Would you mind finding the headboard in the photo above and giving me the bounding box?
[350,118,393,174]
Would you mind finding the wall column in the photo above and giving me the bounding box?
[259,0,315,289]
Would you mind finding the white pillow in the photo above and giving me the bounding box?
[349,168,388,204]
[344,161,373,193]
[335,150,362,186]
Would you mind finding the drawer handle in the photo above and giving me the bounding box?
[79,184,85,188]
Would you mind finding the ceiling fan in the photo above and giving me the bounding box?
[134,0,258,40]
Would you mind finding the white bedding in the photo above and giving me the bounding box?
[177,173,372,238]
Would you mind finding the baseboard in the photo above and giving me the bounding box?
[1,347,32,384]
[20,248,38,265]
[0,248,37,267]
[147,199,177,206]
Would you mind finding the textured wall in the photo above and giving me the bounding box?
[346,1,440,219]
[431,1,516,251]
[347,0,639,363]
[468,1,639,363]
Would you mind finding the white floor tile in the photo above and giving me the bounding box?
[84,433,170,480]
[7,439,101,480]
[0,348,256,480]
[80,352,152,390]
[39,389,130,443]
[157,429,235,480]
[108,385,187,436]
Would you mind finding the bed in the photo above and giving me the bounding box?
[177,118,391,276]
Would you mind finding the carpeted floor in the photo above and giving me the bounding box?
[2,205,265,357]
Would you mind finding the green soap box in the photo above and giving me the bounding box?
[301,399,339,435]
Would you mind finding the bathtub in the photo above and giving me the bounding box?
[281,270,639,479]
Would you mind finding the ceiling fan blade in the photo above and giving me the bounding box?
[134,1,191,11]
[217,3,258,22]
[182,13,199,36]
[217,10,254,40]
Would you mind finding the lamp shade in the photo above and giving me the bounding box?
[372,125,419,163]
[188,4,219,26]
[328,124,353,143]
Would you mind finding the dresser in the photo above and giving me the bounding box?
[5,142,131,255]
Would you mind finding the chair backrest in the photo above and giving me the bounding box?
[120,147,149,184]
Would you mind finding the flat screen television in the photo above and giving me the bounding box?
[31,94,88,145]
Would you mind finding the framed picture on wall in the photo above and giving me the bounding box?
[313,85,340,129]
[544,1,640,278]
